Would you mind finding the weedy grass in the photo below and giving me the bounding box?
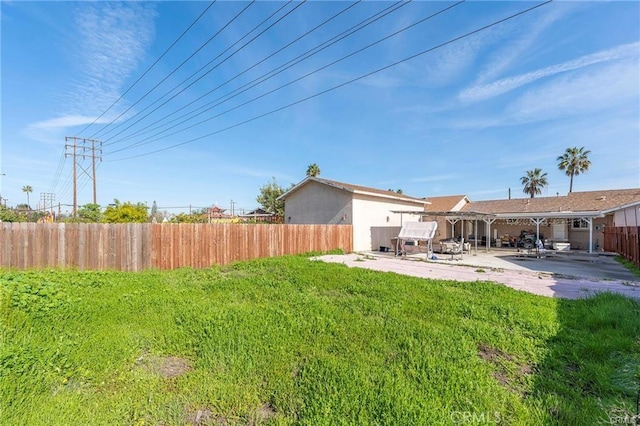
[1,255,639,424]
[616,256,640,279]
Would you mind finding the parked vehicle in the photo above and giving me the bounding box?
[517,230,544,249]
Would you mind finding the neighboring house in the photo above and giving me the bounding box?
[421,195,470,240]
[239,208,276,223]
[458,188,640,251]
[278,177,429,251]
[280,176,639,254]
[208,206,228,219]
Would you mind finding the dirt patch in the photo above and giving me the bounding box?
[249,402,276,425]
[478,343,514,363]
[477,343,532,395]
[135,353,192,378]
[186,408,213,425]
[185,407,232,426]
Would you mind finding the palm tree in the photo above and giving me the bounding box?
[306,163,321,177]
[521,168,548,198]
[22,185,33,209]
[557,146,591,193]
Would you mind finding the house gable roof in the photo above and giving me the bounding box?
[278,177,429,205]
[462,188,640,215]
[423,195,469,212]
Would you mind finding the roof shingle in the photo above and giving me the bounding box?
[462,188,640,214]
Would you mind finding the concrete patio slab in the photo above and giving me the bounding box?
[315,251,640,300]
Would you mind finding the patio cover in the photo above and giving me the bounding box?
[396,221,438,258]
[391,209,605,253]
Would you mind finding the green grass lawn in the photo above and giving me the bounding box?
[1,254,639,425]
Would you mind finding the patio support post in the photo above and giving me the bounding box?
[461,219,465,260]
[474,220,478,255]
[582,217,593,253]
[531,218,545,244]
[483,218,496,252]
[446,218,459,240]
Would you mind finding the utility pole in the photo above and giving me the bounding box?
[230,199,237,217]
[65,137,102,215]
[0,172,5,208]
[40,192,55,214]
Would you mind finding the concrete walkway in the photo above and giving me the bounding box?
[315,251,640,300]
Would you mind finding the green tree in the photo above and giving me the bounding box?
[557,146,591,193]
[77,203,103,222]
[149,200,164,223]
[22,185,33,209]
[102,199,148,223]
[0,206,26,222]
[306,163,321,177]
[170,209,208,223]
[521,168,548,198]
[257,178,289,218]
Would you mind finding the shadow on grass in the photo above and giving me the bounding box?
[530,292,640,423]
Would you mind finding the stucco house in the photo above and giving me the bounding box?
[434,188,640,252]
[281,176,639,254]
[421,195,470,241]
[278,177,429,251]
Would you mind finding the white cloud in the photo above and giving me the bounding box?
[421,34,488,86]
[23,115,111,143]
[29,115,109,130]
[459,42,639,103]
[68,2,157,115]
[508,58,639,123]
[23,3,157,143]
[474,2,572,85]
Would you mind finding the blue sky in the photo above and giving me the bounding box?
[1,1,639,215]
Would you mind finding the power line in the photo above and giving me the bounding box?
[106,0,369,147]
[107,0,553,162]
[105,1,409,153]
[76,1,217,138]
[65,137,103,215]
[100,1,305,144]
[49,1,216,199]
[95,0,285,141]
[48,151,67,194]
[106,0,456,156]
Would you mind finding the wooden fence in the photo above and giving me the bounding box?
[0,223,353,271]
[604,226,640,268]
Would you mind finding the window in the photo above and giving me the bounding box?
[572,218,589,229]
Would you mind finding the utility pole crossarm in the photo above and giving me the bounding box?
[65,137,102,215]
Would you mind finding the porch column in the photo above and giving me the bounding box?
[530,218,545,244]
[482,218,496,252]
[446,218,459,240]
[474,219,478,255]
[582,217,593,253]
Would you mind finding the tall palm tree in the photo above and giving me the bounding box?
[306,163,321,177]
[557,146,591,193]
[22,185,33,209]
[521,169,548,198]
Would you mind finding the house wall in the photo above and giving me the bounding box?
[283,182,425,251]
[614,205,640,226]
[370,226,402,251]
[352,195,424,251]
[486,217,611,251]
[568,217,610,251]
[284,181,353,225]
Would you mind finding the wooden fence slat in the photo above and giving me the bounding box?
[0,223,353,271]
[604,226,640,268]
